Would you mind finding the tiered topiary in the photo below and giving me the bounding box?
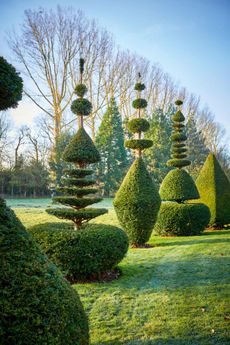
[114,74,161,246]
[154,100,210,236]
[45,58,128,280]
[46,58,108,229]
[0,56,23,111]
[195,152,230,228]
[0,199,89,344]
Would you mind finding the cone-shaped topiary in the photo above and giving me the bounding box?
[114,74,161,246]
[195,152,230,227]
[47,58,107,229]
[154,100,210,236]
[0,198,89,344]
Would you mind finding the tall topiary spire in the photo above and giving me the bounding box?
[154,100,210,236]
[114,74,161,246]
[47,58,107,229]
[167,100,191,168]
[160,100,199,202]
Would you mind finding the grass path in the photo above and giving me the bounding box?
[15,208,230,345]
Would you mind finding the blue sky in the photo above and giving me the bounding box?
[1,0,230,143]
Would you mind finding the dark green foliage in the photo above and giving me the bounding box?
[195,153,230,227]
[132,98,148,109]
[167,158,192,168]
[0,56,23,111]
[170,132,187,142]
[79,58,85,74]
[127,118,150,133]
[52,196,102,207]
[63,127,100,164]
[74,84,88,97]
[57,187,98,196]
[167,100,191,168]
[63,169,93,177]
[46,208,107,223]
[154,202,210,236]
[172,110,185,122]
[175,99,183,106]
[0,198,89,344]
[29,222,129,281]
[71,98,92,116]
[160,169,199,201]
[62,177,96,187]
[134,82,145,91]
[95,98,128,196]
[114,158,161,246]
[125,139,153,150]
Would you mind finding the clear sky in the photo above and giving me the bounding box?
[0,0,230,144]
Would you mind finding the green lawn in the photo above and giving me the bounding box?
[15,208,230,345]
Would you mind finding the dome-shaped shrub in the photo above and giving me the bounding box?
[0,56,23,111]
[154,202,210,236]
[160,169,199,202]
[29,223,129,281]
[0,199,89,344]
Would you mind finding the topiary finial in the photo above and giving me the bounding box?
[125,74,152,157]
[71,58,92,128]
[167,100,191,168]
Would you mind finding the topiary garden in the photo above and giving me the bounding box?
[154,100,210,236]
[114,74,161,246]
[195,152,230,228]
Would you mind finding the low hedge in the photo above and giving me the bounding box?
[154,202,211,236]
[29,223,129,281]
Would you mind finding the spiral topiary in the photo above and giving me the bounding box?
[154,100,210,236]
[114,74,161,246]
[46,58,107,229]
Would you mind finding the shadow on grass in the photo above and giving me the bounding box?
[157,237,230,247]
[94,335,230,345]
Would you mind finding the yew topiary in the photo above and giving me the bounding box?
[47,58,107,229]
[0,198,89,344]
[0,56,23,111]
[114,74,161,246]
[155,100,210,236]
[195,153,230,227]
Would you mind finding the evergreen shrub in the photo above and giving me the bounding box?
[154,202,210,236]
[29,223,129,281]
[0,199,89,345]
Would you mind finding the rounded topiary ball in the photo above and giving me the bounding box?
[29,223,129,281]
[132,98,148,109]
[74,84,88,97]
[154,202,210,236]
[71,98,92,116]
[160,168,199,201]
[134,82,146,91]
[0,56,23,111]
[0,199,89,345]
[127,118,150,133]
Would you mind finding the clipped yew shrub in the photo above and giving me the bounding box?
[0,198,89,345]
[154,100,210,236]
[0,56,23,111]
[29,222,129,281]
[195,152,230,227]
[154,202,211,236]
[114,75,161,246]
